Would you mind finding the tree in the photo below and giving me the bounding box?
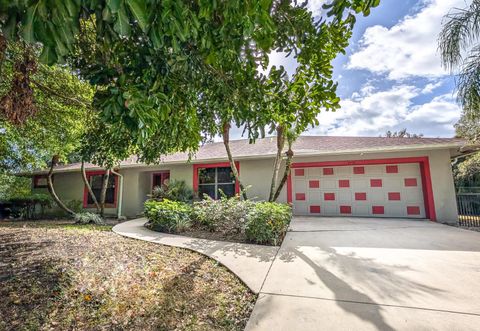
[1,0,379,166]
[384,129,423,138]
[0,41,93,173]
[439,0,480,115]
[455,110,480,143]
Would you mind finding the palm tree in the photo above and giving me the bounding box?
[439,0,480,115]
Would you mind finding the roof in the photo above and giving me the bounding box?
[30,135,466,174]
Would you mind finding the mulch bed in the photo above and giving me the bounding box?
[0,220,256,331]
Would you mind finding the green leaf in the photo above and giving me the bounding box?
[107,0,122,13]
[126,0,149,32]
[39,46,58,65]
[21,4,38,43]
[113,4,131,37]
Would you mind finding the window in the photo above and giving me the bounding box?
[33,175,48,188]
[152,171,170,190]
[197,166,236,199]
[83,171,117,207]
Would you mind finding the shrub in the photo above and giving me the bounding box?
[151,180,194,203]
[192,195,254,234]
[245,202,292,245]
[144,199,192,233]
[74,212,105,225]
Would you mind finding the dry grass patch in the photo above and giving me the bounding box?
[0,221,255,330]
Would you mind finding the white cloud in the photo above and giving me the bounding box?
[309,84,461,137]
[421,80,443,94]
[347,0,468,80]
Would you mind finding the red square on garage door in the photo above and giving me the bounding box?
[388,192,401,201]
[353,166,365,174]
[372,206,384,214]
[370,179,383,187]
[355,192,367,201]
[404,178,417,187]
[310,205,321,213]
[340,206,351,214]
[323,168,334,175]
[295,193,306,201]
[309,180,320,188]
[386,165,398,173]
[324,193,335,201]
[339,179,350,188]
[294,169,305,176]
[407,206,420,215]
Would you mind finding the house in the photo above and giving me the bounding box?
[30,136,471,223]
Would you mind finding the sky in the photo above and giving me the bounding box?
[232,0,470,139]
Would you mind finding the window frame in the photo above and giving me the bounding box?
[152,171,170,191]
[83,170,118,208]
[33,175,49,188]
[193,162,240,199]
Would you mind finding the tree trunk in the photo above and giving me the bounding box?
[81,160,100,213]
[47,155,76,216]
[99,169,110,217]
[222,122,248,200]
[269,125,285,201]
[272,143,294,202]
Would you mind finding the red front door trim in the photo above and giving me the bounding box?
[193,162,240,195]
[288,157,436,221]
[83,170,119,208]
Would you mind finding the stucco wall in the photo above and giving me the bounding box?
[35,148,458,223]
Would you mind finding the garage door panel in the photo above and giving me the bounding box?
[292,163,426,219]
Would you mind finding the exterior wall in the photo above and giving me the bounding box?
[33,148,458,223]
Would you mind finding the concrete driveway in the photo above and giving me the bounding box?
[246,217,480,330]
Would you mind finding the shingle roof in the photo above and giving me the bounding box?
[33,135,465,174]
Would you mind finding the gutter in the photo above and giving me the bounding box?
[110,169,124,219]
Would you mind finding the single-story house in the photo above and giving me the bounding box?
[30,136,472,223]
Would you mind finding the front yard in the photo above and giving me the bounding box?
[0,220,256,331]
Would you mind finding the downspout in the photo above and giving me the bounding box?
[111,169,124,219]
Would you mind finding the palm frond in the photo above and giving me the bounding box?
[457,44,480,111]
[439,0,480,71]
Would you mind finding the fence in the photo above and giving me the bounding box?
[456,193,480,227]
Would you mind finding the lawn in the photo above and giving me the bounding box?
[0,220,256,331]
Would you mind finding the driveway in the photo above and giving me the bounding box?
[246,217,480,330]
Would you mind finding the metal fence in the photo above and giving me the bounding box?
[456,194,480,227]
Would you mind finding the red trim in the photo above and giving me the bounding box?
[287,156,437,221]
[192,162,240,196]
[152,171,170,190]
[287,173,293,203]
[83,170,119,208]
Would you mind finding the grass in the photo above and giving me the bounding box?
[0,220,256,330]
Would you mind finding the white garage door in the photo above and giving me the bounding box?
[292,163,425,218]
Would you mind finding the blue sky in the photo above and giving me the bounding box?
[251,0,470,139]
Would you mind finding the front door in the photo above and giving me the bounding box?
[152,171,170,190]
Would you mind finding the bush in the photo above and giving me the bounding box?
[7,193,53,219]
[245,202,292,245]
[192,195,254,234]
[74,212,105,225]
[144,199,192,233]
[151,180,193,203]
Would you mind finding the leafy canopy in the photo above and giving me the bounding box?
[1,0,379,166]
